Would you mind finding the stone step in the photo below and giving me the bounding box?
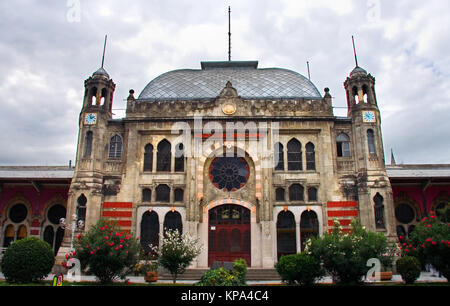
[158,268,281,281]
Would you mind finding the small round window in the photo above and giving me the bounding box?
[48,205,67,225]
[395,203,415,224]
[10,204,28,223]
[209,157,250,192]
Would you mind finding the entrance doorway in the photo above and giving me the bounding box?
[208,204,251,267]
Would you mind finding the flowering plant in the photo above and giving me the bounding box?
[71,219,141,284]
[398,210,450,280]
[149,228,202,284]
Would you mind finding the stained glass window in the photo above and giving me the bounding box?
[209,157,250,192]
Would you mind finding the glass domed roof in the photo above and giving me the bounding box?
[138,61,322,101]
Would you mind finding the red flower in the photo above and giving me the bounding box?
[427,224,432,228]
[426,238,432,242]
[432,241,437,245]
[77,233,82,240]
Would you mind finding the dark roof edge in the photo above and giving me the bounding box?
[201,61,258,70]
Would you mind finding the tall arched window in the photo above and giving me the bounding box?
[140,211,159,253]
[142,188,152,202]
[289,184,304,201]
[305,142,316,171]
[143,144,153,172]
[109,134,123,158]
[274,142,284,171]
[3,225,15,247]
[3,203,29,247]
[374,193,385,229]
[76,194,87,226]
[300,210,319,251]
[43,204,66,255]
[287,139,302,171]
[174,143,185,172]
[155,184,170,202]
[276,210,296,260]
[164,211,182,235]
[157,139,171,172]
[84,131,93,157]
[336,133,351,157]
[367,129,376,155]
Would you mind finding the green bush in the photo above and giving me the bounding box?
[233,258,248,285]
[197,259,248,286]
[1,237,54,283]
[307,219,394,285]
[70,219,141,284]
[396,256,421,284]
[276,253,323,286]
[197,267,236,286]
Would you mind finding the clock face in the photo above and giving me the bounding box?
[84,113,97,125]
[362,111,376,123]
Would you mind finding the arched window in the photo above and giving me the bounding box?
[164,211,182,236]
[275,188,285,202]
[367,129,376,155]
[395,203,417,238]
[155,184,170,202]
[274,142,284,171]
[141,211,159,253]
[157,139,171,172]
[3,225,15,247]
[287,139,302,171]
[143,144,153,172]
[90,87,97,105]
[305,142,315,171]
[17,225,27,240]
[109,134,122,158]
[84,131,93,157]
[174,143,185,172]
[100,88,107,105]
[300,210,319,251]
[362,84,369,103]
[352,86,358,104]
[276,210,296,260]
[289,184,304,201]
[174,188,184,202]
[308,187,318,202]
[374,193,385,229]
[76,194,87,226]
[142,188,152,202]
[3,203,29,247]
[336,133,351,157]
[43,204,66,255]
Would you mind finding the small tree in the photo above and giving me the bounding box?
[151,229,202,284]
[276,253,323,286]
[69,219,141,284]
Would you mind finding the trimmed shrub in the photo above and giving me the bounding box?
[1,237,54,283]
[396,256,421,284]
[276,253,323,286]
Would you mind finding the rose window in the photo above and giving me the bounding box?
[209,157,250,191]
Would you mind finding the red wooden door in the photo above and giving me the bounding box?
[208,205,251,266]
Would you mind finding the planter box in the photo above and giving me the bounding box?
[145,271,158,283]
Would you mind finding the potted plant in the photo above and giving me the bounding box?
[144,260,159,283]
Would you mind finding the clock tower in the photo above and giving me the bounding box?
[344,65,396,238]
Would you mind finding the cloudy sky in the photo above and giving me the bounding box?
[0,0,449,165]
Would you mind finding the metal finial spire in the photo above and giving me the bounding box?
[101,35,108,68]
[307,61,311,80]
[228,6,231,61]
[352,35,358,67]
